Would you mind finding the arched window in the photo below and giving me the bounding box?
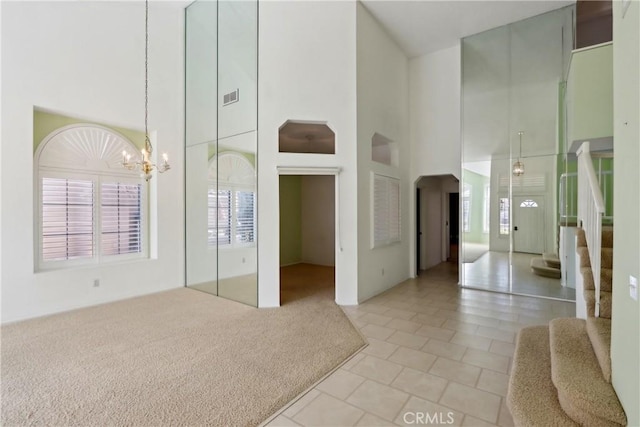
[207,152,256,247]
[35,124,147,270]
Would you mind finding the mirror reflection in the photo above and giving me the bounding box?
[461,5,576,301]
[185,0,258,306]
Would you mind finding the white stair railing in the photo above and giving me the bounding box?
[577,141,606,317]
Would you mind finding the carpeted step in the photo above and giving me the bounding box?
[577,247,613,270]
[586,317,612,383]
[584,290,613,318]
[507,326,578,427]
[531,257,561,279]
[543,252,561,269]
[580,267,613,291]
[549,318,626,426]
[577,227,614,249]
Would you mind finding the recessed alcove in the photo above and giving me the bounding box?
[371,132,398,167]
[278,120,335,154]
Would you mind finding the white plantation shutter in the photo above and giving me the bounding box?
[217,189,232,246]
[235,191,255,244]
[41,177,94,261]
[101,182,143,256]
[373,174,401,247]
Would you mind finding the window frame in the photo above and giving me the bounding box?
[34,124,148,272]
[371,172,401,248]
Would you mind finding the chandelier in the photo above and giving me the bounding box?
[122,0,170,181]
[512,131,525,177]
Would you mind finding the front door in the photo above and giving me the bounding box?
[513,195,544,254]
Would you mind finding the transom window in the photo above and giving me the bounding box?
[519,199,539,208]
[207,153,256,248]
[35,124,147,270]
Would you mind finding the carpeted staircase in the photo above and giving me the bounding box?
[530,253,562,279]
[507,226,627,426]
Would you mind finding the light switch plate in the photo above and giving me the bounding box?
[630,275,638,301]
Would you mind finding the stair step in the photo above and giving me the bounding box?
[577,247,613,269]
[580,267,613,291]
[507,326,578,427]
[543,252,561,269]
[584,290,613,318]
[531,257,561,279]
[586,317,612,383]
[576,227,614,249]
[549,318,626,426]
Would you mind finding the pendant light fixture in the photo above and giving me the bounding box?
[513,131,525,177]
[122,0,170,181]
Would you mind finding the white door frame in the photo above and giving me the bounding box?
[277,166,342,302]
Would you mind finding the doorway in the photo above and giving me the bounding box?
[448,192,459,263]
[415,175,459,273]
[279,175,336,304]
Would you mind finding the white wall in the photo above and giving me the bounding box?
[408,46,462,277]
[258,1,358,306]
[611,1,640,424]
[356,3,410,302]
[1,1,185,322]
[409,46,461,179]
[301,175,335,266]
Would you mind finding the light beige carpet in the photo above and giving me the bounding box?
[1,267,364,426]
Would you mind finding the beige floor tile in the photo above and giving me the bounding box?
[450,332,492,351]
[283,390,321,418]
[347,380,410,421]
[413,314,447,327]
[356,412,399,426]
[458,313,501,328]
[475,326,515,343]
[443,319,479,334]
[410,305,441,315]
[497,400,515,427]
[267,415,301,426]
[415,324,456,341]
[462,348,510,374]
[342,352,366,371]
[361,324,396,340]
[428,357,481,386]
[488,340,516,358]
[386,318,422,333]
[394,396,464,427]
[391,367,449,401]
[422,339,467,361]
[350,355,403,385]
[360,312,393,326]
[386,331,428,349]
[359,303,390,314]
[476,369,509,397]
[384,308,417,321]
[388,346,437,372]
[316,369,366,400]
[362,338,399,359]
[293,393,364,426]
[439,382,501,423]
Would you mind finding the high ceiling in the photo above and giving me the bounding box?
[360,0,575,57]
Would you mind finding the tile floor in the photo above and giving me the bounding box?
[265,263,575,427]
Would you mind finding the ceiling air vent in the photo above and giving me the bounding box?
[223,89,239,106]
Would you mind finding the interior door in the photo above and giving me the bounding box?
[513,195,545,254]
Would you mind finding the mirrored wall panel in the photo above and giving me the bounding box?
[461,5,576,301]
[185,0,258,306]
